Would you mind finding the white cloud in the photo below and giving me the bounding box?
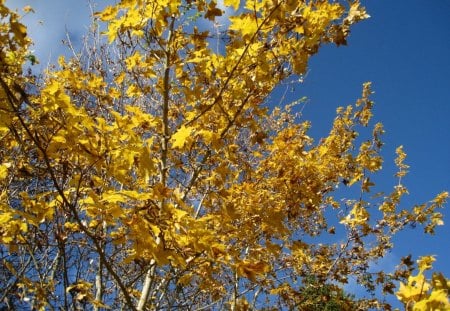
[5,0,237,66]
[6,0,107,68]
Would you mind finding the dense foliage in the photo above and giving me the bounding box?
[0,0,448,309]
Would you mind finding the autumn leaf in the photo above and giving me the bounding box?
[236,261,270,281]
[22,5,34,13]
[396,256,450,310]
[205,1,223,21]
[0,163,11,180]
[229,14,258,39]
[96,5,118,21]
[0,1,447,310]
[224,0,240,10]
[345,2,370,24]
[417,255,436,272]
[171,125,194,148]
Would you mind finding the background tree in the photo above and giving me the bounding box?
[0,0,448,310]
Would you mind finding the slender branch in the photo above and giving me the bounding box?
[184,1,283,127]
[251,287,262,309]
[231,271,239,311]
[137,261,156,311]
[56,229,69,310]
[93,222,106,311]
[0,257,32,303]
[194,193,207,219]
[137,14,176,311]
[181,94,250,202]
[0,77,137,311]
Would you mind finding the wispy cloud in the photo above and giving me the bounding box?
[6,0,107,68]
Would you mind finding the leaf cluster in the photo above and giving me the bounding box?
[0,0,448,310]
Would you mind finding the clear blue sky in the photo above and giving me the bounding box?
[7,0,450,302]
[293,2,450,302]
[298,0,450,277]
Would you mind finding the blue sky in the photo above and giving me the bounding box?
[7,0,450,303]
[287,1,450,301]
[298,0,450,275]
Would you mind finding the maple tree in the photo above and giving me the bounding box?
[0,0,448,310]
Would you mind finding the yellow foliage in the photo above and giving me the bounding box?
[396,256,450,310]
[0,0,446,310]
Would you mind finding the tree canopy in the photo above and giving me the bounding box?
[0,0,448,310]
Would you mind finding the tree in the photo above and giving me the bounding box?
[0,0,448,310]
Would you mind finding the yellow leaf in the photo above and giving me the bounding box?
[139,145,155,182]
[10,21,27,41]
[0,212,12,224]
[149,224,161,236]
[396,273,430,302]
[340,203,369,227]
[224,0,240,10]
[45,80,60,95]
[177,273,193,286]
[171,125,194,149]
[0,163,11,180]
[125,51,143,70]
[396,281,421,302]
[23,5,34,13]
[427,289,450,307]
[101,193,127,204]
[109,205,123,218]
[52,135,67,144]
[432,273,450,292]
[126,84,140,97]
[96,5,118,21]
[229,15,258,40]
[236,260,270,281]
[417,255,435,272]
[199,129,221,149]
[345,2,370,24]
